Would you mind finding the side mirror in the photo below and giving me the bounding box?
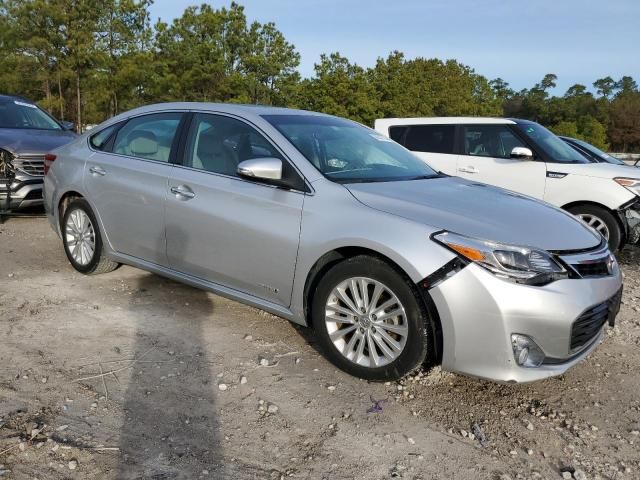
[237,157,283,181]
[60,121,76,131]
[510,146,534,160]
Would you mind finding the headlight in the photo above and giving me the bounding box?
[0,148,14,177]
[433,231,568,286]
[614,177,640,196]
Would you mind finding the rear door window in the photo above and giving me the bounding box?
[112,113,183,162]
[397,125,456,154]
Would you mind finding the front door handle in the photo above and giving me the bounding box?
[170,185,196,200]
[89,166,106,176]
[458,166,479,174]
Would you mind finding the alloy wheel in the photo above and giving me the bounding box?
[65,208,96,266]
[577,213,610,240]
[324,277,408,368]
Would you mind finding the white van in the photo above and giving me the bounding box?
[375,117,640,250]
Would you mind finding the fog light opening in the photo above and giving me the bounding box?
[511,334,545,368]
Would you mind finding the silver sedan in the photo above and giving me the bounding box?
[44,103,622,382]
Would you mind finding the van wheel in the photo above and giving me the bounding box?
[62,198,119,275]
[312,255,433,381]
[568,205,622,251]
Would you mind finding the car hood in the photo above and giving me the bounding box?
[345,177,601,251]
[0,128,77,155]
[548,161,640,179]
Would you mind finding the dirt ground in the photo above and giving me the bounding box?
[1,215,639,480]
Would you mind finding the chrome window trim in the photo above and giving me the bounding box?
[86,109,315,195]
[85,109,188,156]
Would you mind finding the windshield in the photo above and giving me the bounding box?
[0,99,61,130]
[516,122,588,163]
[262,114,439,183]
[571,138,625,165]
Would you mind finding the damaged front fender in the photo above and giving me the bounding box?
[625,200,640,245]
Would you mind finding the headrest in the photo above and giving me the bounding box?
[128,130,158,156]
[197,127,225,157]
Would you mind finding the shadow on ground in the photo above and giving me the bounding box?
[116,271,224,478]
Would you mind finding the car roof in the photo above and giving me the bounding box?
[104,102,330,126]
[374,117,521,129]
[0,93,35,104]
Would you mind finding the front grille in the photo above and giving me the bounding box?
[13,154,45,176]
[559,239,614,279]
[570,289,622,351]
[572,261,610,278]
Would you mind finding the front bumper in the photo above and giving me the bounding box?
[0,174,44,210]
[429,262,622,383]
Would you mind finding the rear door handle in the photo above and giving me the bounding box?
[458,166,479,174]
[170,185,196,200]
[89,166,106,176]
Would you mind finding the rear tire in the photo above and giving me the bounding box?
[62,198,119,275]
[311,255,433,381]
[568,205,622,251]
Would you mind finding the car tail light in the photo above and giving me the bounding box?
[43,153,57,175]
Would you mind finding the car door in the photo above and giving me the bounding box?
[165,112,305,307]
[84,112,184,265]
[456,124,547,199]
[392,124,459,175]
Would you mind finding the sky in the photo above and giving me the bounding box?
[149,0,640,95]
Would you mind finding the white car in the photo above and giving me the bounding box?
[374,117,640,251]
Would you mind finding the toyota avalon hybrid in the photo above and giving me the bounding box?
[44,104,622,383]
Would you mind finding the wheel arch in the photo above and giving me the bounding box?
[58,190,85,229]
[302,246,443,365]
[562,200,626,249]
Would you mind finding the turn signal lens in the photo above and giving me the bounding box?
[447,243,485,261]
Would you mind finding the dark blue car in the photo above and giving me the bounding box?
[0,94,77,211]
[560,136,636,166]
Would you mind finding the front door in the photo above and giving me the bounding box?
[456,124,547,199]
[84,112,183,265]
[165,113,305,307]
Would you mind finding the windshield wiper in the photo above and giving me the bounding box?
[407,174,443,180]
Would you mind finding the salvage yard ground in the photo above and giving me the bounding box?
[1,216,639,479]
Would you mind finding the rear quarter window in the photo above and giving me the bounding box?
[89,123,120,151]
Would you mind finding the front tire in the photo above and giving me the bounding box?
[312,255,433,381]
[568,205,622,251]
[62,198,119,275]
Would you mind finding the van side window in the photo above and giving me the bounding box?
[400,125,455,154]
[463,125,526,159]
[389,126,407,143]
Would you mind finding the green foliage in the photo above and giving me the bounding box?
[0,1,637,152]
[551,121,579,138]
[294,53,379,124]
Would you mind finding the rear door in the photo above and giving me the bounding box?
[456,124,547,198]
[390,124,459,175]
[84,112,184,265]
[164,112,305,307]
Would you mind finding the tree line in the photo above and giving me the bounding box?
[1,1,638,152]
